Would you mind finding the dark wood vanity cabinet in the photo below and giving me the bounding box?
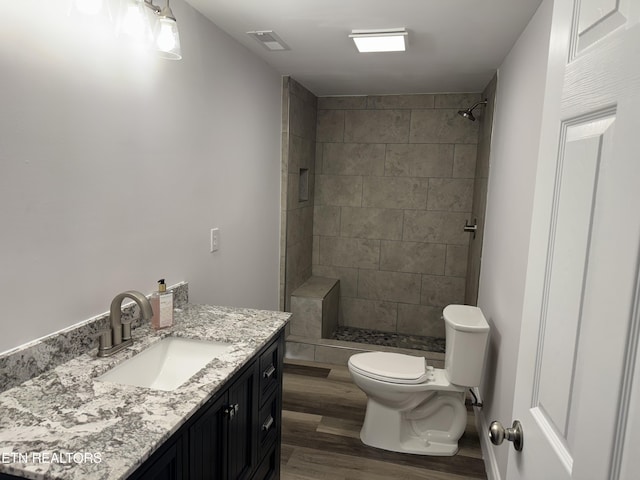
[129,329,284,480]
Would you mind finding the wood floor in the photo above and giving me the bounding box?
[280,359,487,480]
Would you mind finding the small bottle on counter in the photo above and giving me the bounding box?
[151,279,174,330]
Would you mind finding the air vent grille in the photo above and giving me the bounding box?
[247,30,290,51]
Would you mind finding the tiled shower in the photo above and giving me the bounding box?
[281,77,495,354]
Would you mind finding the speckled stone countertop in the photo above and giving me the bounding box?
[0,305,290,480]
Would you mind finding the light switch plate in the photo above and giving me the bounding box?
[210,228,220,252]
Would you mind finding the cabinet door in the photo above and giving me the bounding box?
[227,361,259,480]
[189,393,227,480]
[128,435,186,480]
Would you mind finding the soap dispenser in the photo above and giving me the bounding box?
[151,279,174,330]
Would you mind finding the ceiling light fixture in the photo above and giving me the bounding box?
[349,28,408,53]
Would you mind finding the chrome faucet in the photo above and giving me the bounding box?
[98,290,153,357]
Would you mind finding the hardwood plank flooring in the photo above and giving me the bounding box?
[281,359,487,480]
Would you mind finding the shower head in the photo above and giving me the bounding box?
[458,100,487,121]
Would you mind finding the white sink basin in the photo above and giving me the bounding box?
[97,337,233,391]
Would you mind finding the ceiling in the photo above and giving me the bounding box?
[184,0,543,96]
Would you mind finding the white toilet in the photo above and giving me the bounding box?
[347,304,489,456]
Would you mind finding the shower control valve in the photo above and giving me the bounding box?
[464,219,478,239]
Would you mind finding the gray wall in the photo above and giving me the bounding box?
[1,0,282,353]
[312,94,481,338]
[280,78,318,311]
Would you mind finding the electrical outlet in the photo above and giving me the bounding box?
[210,228,220,252]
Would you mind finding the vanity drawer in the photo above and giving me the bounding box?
[258,336,281,405]
[258,393,278,459]
[251,442,278,480]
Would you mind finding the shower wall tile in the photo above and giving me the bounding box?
[344,110,411,143]
[317,109,345,142]
[290,77,317,105]
[358,270,422,304]
[476,133,492,179]
[315,143,324,174]
[341,297,398,332]
[466,73,496,305]
[445,244,469,277]
[289,297,323,338]
[318,96,367,110]
[289,134,316,173]
[379,241,446,275]
[315,175,362,207]
[311,92,481,338]
[403,211,470,245]
[287,173,299,210]
[313,205,341,236]
[421,275,466,307]
[290,93,318,139]
[409,109,479,144]
[286,239,313,306]
[367,94,435,109]
[362,177,427,209]
[385,144,454,178]
[312,265,359,297]
[312,235,319,265]
[286,208,304,246]
[340,207,403,240]
[282,78,317,311]
[434,93,481,109]
[285,341,316,361]
[318,236,380,269]
[397,304,445,337]
[427,178,474,212]
[322,143,386,176]
[453,144,478,178]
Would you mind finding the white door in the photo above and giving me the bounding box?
[504,0,640,479]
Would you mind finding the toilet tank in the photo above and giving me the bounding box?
[443,305,490,387]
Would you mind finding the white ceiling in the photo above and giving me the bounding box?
[184,0,543,96]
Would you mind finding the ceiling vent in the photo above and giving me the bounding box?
[247,30,290,51]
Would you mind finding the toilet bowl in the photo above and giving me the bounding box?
[348,304,489,456]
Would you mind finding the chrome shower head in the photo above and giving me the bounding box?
[458,100,487,121]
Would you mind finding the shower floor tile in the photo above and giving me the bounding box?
[331,326,445,353]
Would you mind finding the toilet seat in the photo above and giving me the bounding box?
[349,352,428,384]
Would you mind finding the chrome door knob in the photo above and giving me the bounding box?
[489,420,523,451]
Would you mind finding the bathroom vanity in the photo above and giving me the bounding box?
[0,304,289,480]
[128,331,283,480]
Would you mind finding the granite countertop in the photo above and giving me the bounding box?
[0,304,290,480]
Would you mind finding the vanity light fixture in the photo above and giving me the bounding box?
[349,28,408,53]
[116,0,181,59]
[71,0,106,16]
[144,0,182,59]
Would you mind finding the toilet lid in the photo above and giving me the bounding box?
[349,352,428,384]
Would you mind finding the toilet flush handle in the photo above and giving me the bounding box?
[489,420,523,451]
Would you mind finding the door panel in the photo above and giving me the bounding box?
[509,0,640,478]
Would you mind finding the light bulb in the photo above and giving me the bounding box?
[74,0,103,15]
[118,0,152,44]
[156,19,176,51]
[154,16,181,59]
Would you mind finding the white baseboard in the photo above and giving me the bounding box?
[474,406,502,480]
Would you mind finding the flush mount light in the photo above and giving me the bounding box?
[349,28,408,53]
